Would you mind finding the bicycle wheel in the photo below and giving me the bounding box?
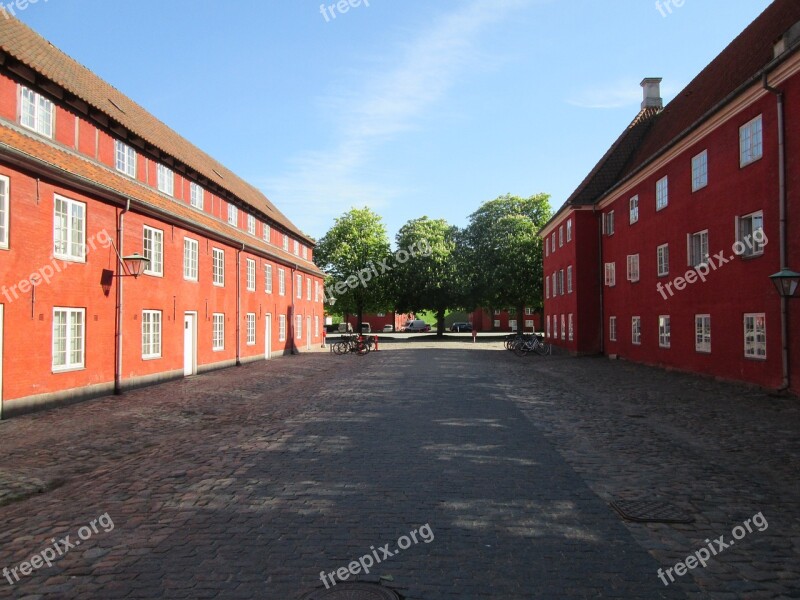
[332,341,346,355]
[534,341,550,356]
[513,340,529,357]
[356,341,369,355]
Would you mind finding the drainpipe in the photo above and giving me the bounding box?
[114,200,130,395]
[290,265,297,354]
[594,206,605,355]
[763,73,790,391]
[236,243,243,366]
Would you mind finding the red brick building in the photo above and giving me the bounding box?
[0,18,325,417]
[541,1,800,394]
[344,311,414,332]
[470,308,541,333]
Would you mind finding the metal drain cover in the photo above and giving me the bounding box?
[301,582,400,600]
[611,499,694,523]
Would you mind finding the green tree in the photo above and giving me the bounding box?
[392,217,461,337]
[462,193,552,330]
[314,208,393,330]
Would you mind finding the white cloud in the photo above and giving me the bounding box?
[259,0,535,236]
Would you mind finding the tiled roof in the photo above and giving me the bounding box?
[0,16,314,245]
[0,122,323,276]
[545,0,800,232]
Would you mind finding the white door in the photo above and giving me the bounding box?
[306,317,312,351]
[183,313,196,376]
[0,304,4,419]
[265,313,272,360]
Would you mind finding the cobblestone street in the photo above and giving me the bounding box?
[0,343,797,599]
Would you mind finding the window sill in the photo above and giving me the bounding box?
[52,365,85,374]
[142,355,162,361]
[53,254,86,264]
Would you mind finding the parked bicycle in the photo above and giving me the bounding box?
[510,333,551,357]
[332,334,370,356]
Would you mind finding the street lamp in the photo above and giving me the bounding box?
[119,252,150,278]
[769,268,800,298]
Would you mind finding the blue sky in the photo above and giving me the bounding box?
[16,0,773,242]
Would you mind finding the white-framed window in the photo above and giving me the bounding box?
[657,244,669,277]
[551,274,556,296]
[263,222,271,242]
[302,245,308,260]
[190,182,204,209]
[629,195,639,224]
[306,277,311,301]
[553,315,558,339]
[278,314,287,342]
[52,307,85,371]
[0,175,8,248]
[246,313,256,345]
[294,239,300,255]
[183,237,198,281]
[283,234,289,251]
[558,225,564,247]
[494,309,501,316]
[546,316,551,337]
[545,243,549,258]
[631,316,641,345]
[278,268,286,296]
[143,225,163,276]
[558,270,564,295]
[246,258,256,291]
[609,316,617,342]
[603,210,615,236]
[525,308,534,316]
[115,140,136,177]
[296,273,303,299]
[315,316,320,338]
[265,264,273,294]
[688,230,709,267]
[212,247,225,286]
[551,233,556,253]
[744,313,766,359]
[568,314,574,341]
[142,310,162,359]
[53,194,86,261]
[740,115,763,167]
[695,314,711,353]
[227,203,238,226]
[566,219,572,242]
[296,314,303,339]
[567,266,573,293]
[658,315,671,348]
[509,308,516,316]
[212,313,225,351]
[560,315,565,340]
[314,280,320,302]
[494,319,501,329]
[509,319,518,332]
[525,319,534,329]
[247,214,256,236]
[20,86,54,138]
[156,164,174,196]
[626,255,640,282]
[692,150,708,191]
[737,211,765,257]
[656,176,669,211]
[604,262,616,287]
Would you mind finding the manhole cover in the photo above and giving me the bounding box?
[301,582,400,600]
[611,499,694,523]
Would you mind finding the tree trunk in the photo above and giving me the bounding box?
[436,307,446,337]
[517,302,525,334]
[357,304,364,336]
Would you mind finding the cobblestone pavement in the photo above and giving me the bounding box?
[0,342,796,599]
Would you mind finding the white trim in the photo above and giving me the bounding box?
[52,307,85,372]
[143,225,164,277]
[0,174,9,249]
[142,310,162,359]
[53,194,86,263]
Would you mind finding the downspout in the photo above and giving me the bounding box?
[114,199,130,395]
[763,73,790,391]
[594,206,605,355]
[290,265,297,354]
[236,243,243,366]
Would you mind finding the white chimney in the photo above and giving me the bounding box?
[641,78,663,109]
